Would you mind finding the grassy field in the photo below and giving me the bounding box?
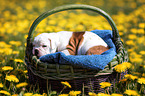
[0,0,145,96]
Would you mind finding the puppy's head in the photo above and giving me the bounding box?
[32,33,57,57]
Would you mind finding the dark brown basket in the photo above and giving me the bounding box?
[25,4,128,93]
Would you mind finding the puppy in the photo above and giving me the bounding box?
[32,31,109,57]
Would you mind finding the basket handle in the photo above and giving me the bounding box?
[27,4,120,43]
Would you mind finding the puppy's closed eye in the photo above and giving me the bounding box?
[42,45,47,47]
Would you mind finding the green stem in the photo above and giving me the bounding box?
[59,86,66,95]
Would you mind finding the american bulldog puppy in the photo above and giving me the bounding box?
[32,31,109,57]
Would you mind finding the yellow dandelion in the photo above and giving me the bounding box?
[139,23,144,28]
[124,74,138,80]
[124,89,139,96]
[100,82,112,88]
[12,94,18,96]
[61,81,71,88]
[69,91,81,96]
[12,51,19,55]
[88,92,97,96]
[16,82,28,88]
[114,62,131,73]
[14,59,23,63]
[130,28,137,34]
[128,34,137,40]
[142,73,145,77]
[127,48,134,52]
[119,79,128,83]
[111,93,123,96]
[24,35,28,39]
[131,57,143,63]
[24,70,28,73]
[0,90,11,96]
[1,48,13,55]
[23,93,33,96]
[59,94,69,96]
[0,83,3,88]
[138,29,144,34]
[97,93,111,96]
[140,51,145,55]
[42,93,47,96]
[2,66,13,71]
[122,62,132,69]
[9,41,22,46]
[33,93,43,96]
[137,77,145,84]
[126,40,135,46]
[0,41,11,48]
[5,75,19,82]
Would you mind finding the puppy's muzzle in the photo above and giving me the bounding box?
[34,49,39,56]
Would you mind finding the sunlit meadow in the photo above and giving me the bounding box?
[0,0,144,96]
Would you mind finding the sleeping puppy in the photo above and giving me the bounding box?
[32,31,109,57]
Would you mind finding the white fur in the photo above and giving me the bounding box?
[32,31,108,57]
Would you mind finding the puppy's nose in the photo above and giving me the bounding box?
[35,49,39,56]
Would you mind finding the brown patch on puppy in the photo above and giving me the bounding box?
[66,32,85,55]
[86,46,109,55]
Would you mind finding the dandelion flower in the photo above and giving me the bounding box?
[124,89,139,96]
[59,94,69,96]
[114,64,126,73]
[111,93,123,96]
[0,90,11,95]
[69,91,81,96]
[100,82,112,88]
[12,94,18,96]
[97,93,111,96]
[42,93,47,96]
[9,41,22,46]
[14,59,23,63]
[128,34,137,40]
[16,82,28,88]
[119,79,128,83]
[140,51,145,55]
[122,62,132,69]
[0,83,3,88]
[114,62,131,73]
[5,75,19,82]
[137,77,145,84]
[24,35,28,39]
[33,93,43,96]
[24,70,28,73]
[23,93,33,96]
[126,40,135,46]
[139,23,144,28]
[88,92,97,96]
[142,73,145,77]
[61,81,71,88]
[12,51,19,55]
[2,66,13,71]
[124,74,138,80]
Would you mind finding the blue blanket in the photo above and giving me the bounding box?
[39,30,117,70]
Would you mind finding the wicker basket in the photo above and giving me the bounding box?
[25,4,128,93]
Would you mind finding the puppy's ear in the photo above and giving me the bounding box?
[48,38,55,50]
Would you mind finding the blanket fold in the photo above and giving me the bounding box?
[40,30,117,70]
